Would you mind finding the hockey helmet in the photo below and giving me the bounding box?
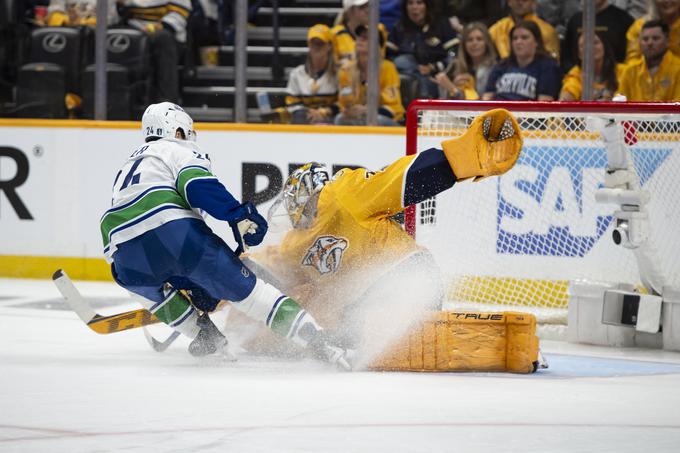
[283,162,330,228]
[141,102,196,142]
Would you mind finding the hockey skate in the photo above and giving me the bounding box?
[533,349,549,372]
[308,332,354,371]
[188,313,236,360]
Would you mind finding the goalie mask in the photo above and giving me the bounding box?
[283,163,330,229]
[142,102,196,142]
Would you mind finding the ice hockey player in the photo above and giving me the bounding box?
[238,108,524,358]
[99,102,351,369]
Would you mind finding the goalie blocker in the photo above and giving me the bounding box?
[368,311,542,373]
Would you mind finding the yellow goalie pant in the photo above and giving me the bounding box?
[367,311,540,374]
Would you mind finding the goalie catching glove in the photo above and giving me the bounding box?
[441,108,523,181]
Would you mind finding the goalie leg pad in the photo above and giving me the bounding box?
[367,311,540,374]
[441,108,523,181]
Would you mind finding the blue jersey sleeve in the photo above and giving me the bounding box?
[185,178,242,221]
[175,165,242,221]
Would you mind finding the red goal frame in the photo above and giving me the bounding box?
[403,100,680,237]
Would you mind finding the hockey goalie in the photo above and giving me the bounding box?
[228,108,543,373]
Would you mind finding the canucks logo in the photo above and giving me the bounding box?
[496,145,670,257]
[303,236,349,274]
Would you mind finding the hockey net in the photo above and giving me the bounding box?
[405,100,680,326]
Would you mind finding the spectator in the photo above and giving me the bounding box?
[189,0,225,53]
[618,19,680,100]
[535,0,580,36]
[434,21,497,99]
[284,24,338,124]
[335,25,404,126]
[46,0,118,26]
[560,31,624,100]
[117,0,192,104]
[381,0,403,33]
[435,0,504,32]
[563,0,634,70]
[387,0,458,98]
[483,20,561,100]
[23,1,51,27]
[489,0,560,60]
[626,0,680,61]
[332,0,388,65]
[611,0,648,18]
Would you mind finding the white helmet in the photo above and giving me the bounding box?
[141,102,196,142]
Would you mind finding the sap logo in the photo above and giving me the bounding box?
[496,145,670,257]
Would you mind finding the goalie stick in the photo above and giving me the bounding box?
[52,269,161,334]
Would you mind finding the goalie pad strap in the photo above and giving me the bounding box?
[367,311,540,374]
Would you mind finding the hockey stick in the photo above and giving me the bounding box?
[144,221,257,352]
[143,327,181,352]
[52,269,161,334]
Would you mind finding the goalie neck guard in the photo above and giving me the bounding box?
[142,102,196,142]
[283,163,330,229]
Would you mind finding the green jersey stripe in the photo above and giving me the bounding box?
[152,291,193,325]
[177,167,215,201]
[269,298,304,337]
[100,188,190,247]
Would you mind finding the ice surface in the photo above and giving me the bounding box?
[2,278,680,452]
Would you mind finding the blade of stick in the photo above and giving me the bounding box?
[52,269,161,334]
[143,327,181,352]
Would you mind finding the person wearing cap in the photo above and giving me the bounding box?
[335,25,404,126]
[284,24,339,124]
[331,0,389,65]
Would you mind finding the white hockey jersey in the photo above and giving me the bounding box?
[285,64,338,111]
[100,138,215,262]
[119,0,192,43]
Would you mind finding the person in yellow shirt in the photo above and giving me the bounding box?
[334,25,404,126]
[489,0,560,60]
[618,19,680,100]
[560,32,626,101]
[625,0,680,61]
[331,0,388,65]
[46,0,119,27]
[245,108,523,352]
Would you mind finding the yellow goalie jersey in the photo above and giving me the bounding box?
[254,150,456,329]
[252,109,523,330]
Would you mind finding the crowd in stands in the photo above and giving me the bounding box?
[2,0,680,123]
[283,0,680,126]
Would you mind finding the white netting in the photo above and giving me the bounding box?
[410,106,680,324]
